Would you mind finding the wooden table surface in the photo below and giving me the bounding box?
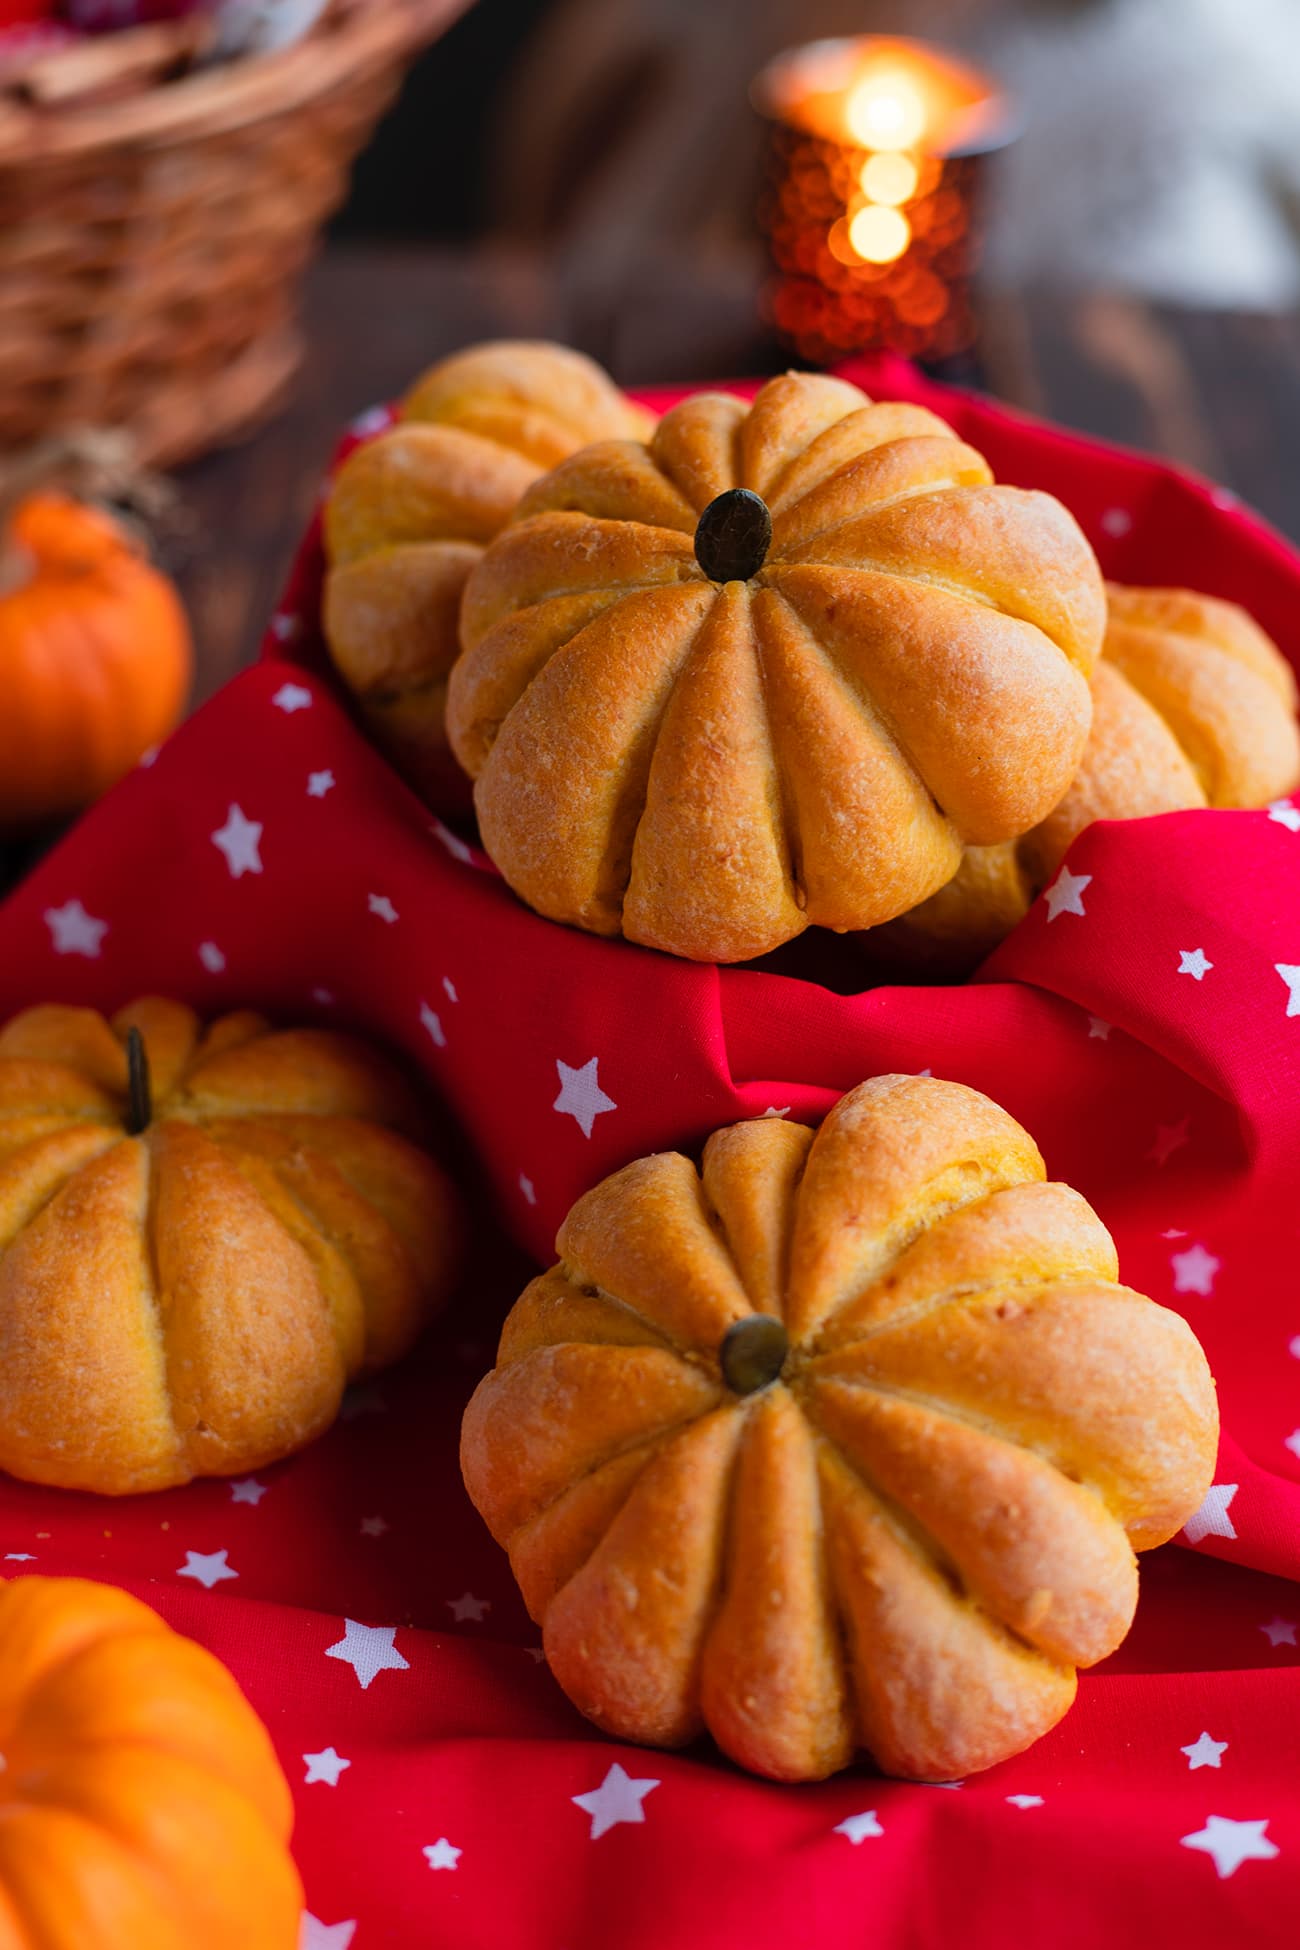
[174,240,1300,708]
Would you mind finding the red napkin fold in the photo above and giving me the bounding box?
[0,356,1298,1949]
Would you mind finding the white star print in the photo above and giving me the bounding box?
[138,745,159,768]
[307,770,335,799]
[1087,1016,1111,1040]
[1179,948,1213,981]
[1182,1733,1228,1770]
[572,1763,660,1840]
[1149,1117,1190,1166]
[368,893,398,923]
[4,1553,35,1562]
[198,941,226,974]
[762,1105,792,1118]
[525,1647,546,1664]
[834,1810,884,1844]
[272,682,313,714]
[300,1917,355,1950]
[211,805,263,878]
[1172,1242,1220,1295]
[1044,866,1090,921]
[1181,1815,1279,1879]
[423,1839,461,1871]
[303,1747,351,1786]
[324,1619,410,1690]
[519,1173,537,1205]
[1006,1795,1044,1808]
[1183,1484,1238,1544]
[44,899,107,958]
[1260,1617,1297,1647]
[230,1479,266,1506]
[360,1516,389,1538]
[269,612,301,643]
[1284,1431,1300,1461]
[554,1056,617,1138]
[442,976,458,1003]
[1267,800,1300,833]
[1290,1334,1300,1360]
[419,1002,445,1048]
[1101,507,1133,537]
[431,818,473,863]
[178,1549,237,1590]
[447,1592,490,1623]
[1276,965,1300,1018]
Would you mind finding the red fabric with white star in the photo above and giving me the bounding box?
[2,356,1300,1948]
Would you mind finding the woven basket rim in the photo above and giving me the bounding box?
[0,0,468,166]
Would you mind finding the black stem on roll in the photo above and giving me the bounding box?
[694,488,772,584]
[125,1025,152,1136]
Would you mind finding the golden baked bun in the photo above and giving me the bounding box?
[462,1075,1217,1783]
[0,999,461,1494]
[876,583,1300,974]
[322,341,654,802]
[448,372,1105,962]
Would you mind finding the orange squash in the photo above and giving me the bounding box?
[0,1573,301,1948]
[0,492,191,830]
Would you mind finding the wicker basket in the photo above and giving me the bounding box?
[0,0,470,467]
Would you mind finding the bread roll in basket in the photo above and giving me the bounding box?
[449,372,1107,962]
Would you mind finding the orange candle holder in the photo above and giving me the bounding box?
[752,36,1017,365]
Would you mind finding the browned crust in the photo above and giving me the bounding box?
[460,1075,1218,1782]
[451,373,1106,961]
[0,1003,460,1493]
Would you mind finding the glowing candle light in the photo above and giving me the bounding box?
[848,204,912,264]
[858,151,920,206]
[752,36,1017,362]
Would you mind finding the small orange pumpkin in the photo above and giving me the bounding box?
[0,1573,301,1948]
[0,491,191,830]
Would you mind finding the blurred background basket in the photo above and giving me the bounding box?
[0,0,470,467]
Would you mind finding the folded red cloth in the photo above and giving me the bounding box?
[0,357,1297,1949]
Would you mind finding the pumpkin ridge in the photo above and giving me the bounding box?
[201,1131,367,1379]
[756,584,940,846]
[0,1125,123,1258]
[139,1131,184,1463]
[801,1363,1102,1508]
[587,590,724,918]
[770,457,991,560]
[0,1794,197,1938]
[553,1268,718,1367]
[508,1438,664,1616]
[796,1166,1041,1348]
[811,1262,1128,1355]
[807,1415,1082,1686]
[752,589,938,923]
[799,1404,970,1601]
[742,594,807,909]
[500,1394,726,1548]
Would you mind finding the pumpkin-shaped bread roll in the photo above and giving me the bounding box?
[448,373,1105,961]
[876,583,1300,973]
[323,341,653,802]
[0,999,461,1493]
[462,1075,1217,1783]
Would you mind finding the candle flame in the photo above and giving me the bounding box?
[847,204,912,265]
[858,151,920,206]
[845,70,927,150]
